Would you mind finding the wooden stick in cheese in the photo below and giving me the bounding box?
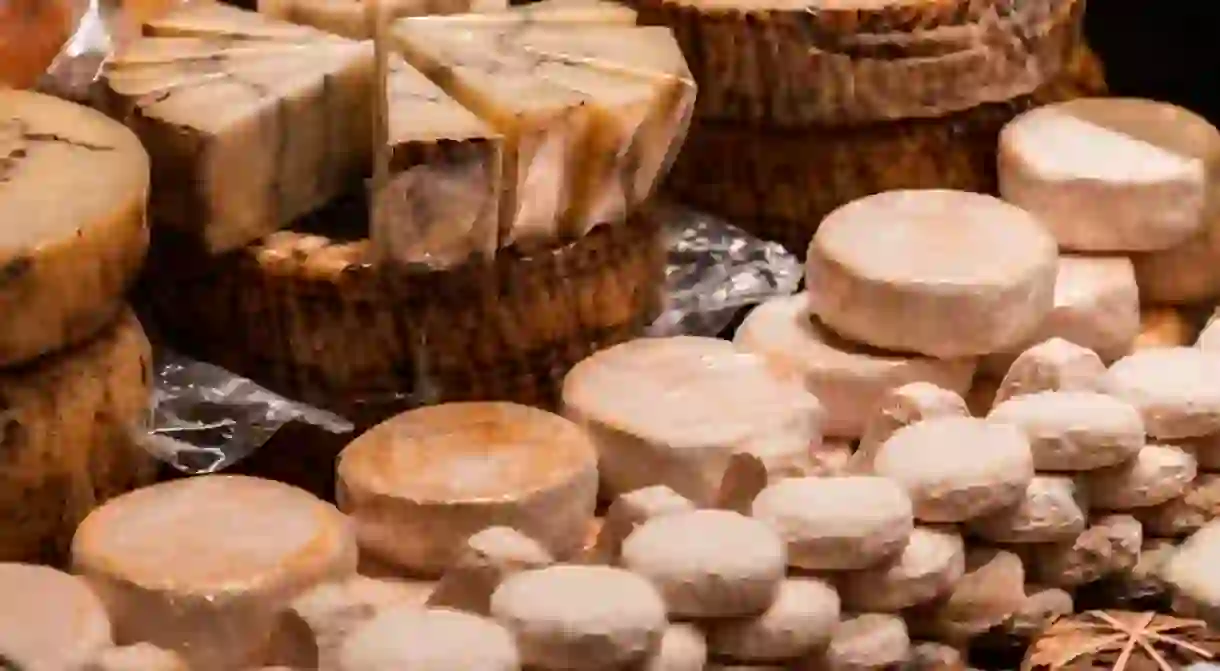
[999,98,1216,253]
[337,402,599,576]
[806,189,1058,358]
[71,475,360,671]
[0,563,113,671]
[0,90,149,366]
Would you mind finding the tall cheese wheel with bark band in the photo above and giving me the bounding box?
[0,563,113,670]
[806,190,1058,358]
[0,89,149,366]
[70,475,359,671]
[337,402,599,576]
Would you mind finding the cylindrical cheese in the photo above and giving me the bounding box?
[1135,307,1196,349]
[338,606,519,671]
[337,402,599,575]
[993,337,1107,406]
[1102,348,1220,440]
[813,614,911,671]
[0,563,112,670]
[563,336,823,506]
[1086,444,1197,510]
[1027,514,1142,588]
[1163,521,1220,624]
[968,475,1088,543]
[703,578,840,663]
[806,189,1058,358]
[71,475,359,671]
[838,526,966,612]
[999,98,1213,253]
[734,293,975,438]
[987,391,1145,471]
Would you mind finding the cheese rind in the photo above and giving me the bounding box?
[967,475,1088,544]
[1163,521,1220,622]
[563,337,822,506]
[1136,474,1220,538]
[852,382,969,473]
[987,391,1145,471]
[806,190,1058,358]
[71,475,359,671]
[1135,211,1220,305]
[838,526,966,612]
[1086,444,1197,511]
[426,526,554,616]
[0,563,112,671]
[993,337,1107,406]
[0,90,150,366]
[998,98,1215,252]
[337,402,599,575]
[734,293,976,439]
[703,578,841,662]
[1102,348,1220,440]
[816,613,911,671]
[905,548,1026,641]
[338,606,519,671]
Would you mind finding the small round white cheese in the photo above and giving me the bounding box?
[704,578,841,662]
[838,526,966,612]
[338,606,519,671]
[987,390,1145,471]
[1086,444,1197,510]
[1102,348,1220,440]
[0,563,112,671]
[968,475,1088,543]
[993,337,1108,406]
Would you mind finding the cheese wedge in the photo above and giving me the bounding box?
[257,0,512,39]
[101,4,375,254]
[0,90,149,366]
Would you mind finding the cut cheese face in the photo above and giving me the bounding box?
[102,4,375,254]
[563,336,823,506]
[71,475,359,671]
[257,0,513,39]
[336,402,599,576]
[392,10,693,245]
[0,564,113,671]
[0,90,149,366]
[999,98,1219,253]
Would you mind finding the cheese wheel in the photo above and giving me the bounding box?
[0,309,155,564]
[489,565,667,670]
[815,614,911,671]
[998,98,1213,252]
[86,644,187,671]
[0,89,150,366]
[1086,444,1197,510]
[1137,474,1220,537]
[427,526,554,616]
[987,391,1145,471]
[981,255,1140,375]
[968,475,1088,544]
[588,485,695,565]
[620,509,786,618]
[1163,521,1220,623]
[965,376,1002,418]
[337,402,599,575]
[704,578,840,663]
[1102,348,1220,440]
[905,548,1026,641]
[1028,514,1142,588]
[838,526,966,612]
[874,418,1035,523]
[1135,211,1220,305]
[806,190,1058,358]
[643,624,706,671]
[71,475,359,671]
[563,337,822,506]
[734,293,976,438]
[338,606,519,671]
[751,476,914,571]
[853,382,969,474]
[1136,308,1195,349]
[993,337,1107,406]
[0,563,112,670]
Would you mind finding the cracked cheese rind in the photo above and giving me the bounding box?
[337,402,599,576]
[101,3,375,254]
[0,563,112,671]
[0,310,155,565]
[70,475,359,671]
[0,90,149,367]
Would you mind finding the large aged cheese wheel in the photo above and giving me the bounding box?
[71,475,359,671]
[806,190,1058,358]
[0,89,150,366]
[0,563,113,670]
[734,293,975,438]
[337,402,598,575]
[0,310,155,564]
[563,337,822,505]
[338,606,519,671]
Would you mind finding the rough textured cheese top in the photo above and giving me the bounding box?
[0,563,112,670]
[807,189,1058,358]
[0,89,150,366]
[338,606,519,671]
[999,98,1219,252]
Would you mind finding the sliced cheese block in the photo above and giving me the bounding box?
[838,526,966,613]
[750,476,914,571]
[338,606,519,671]
[852,382,969,473]
[704,578,841,663]
[1136,308,1195,349]
[1087,444,1197,510]
[0,90,149,366]
[873,417,1035,523]
[562,337,822,506]
[0,310,155,564]
[644,624,707,671]
[393,12,694,245]
[1198,311,1220,352]
[987,391,1145,471]
[1027,514,1142,588]
[257,0,513,38]
[734,293,976,438]
[806,190,1058,358]
[0,563,112,671]
[102,7,375,254]
[86,645,187,671]
[980,255,1140,375]
[1163,521,1220,623]
[620,509,786,618]
[993,337,1107,406]
[998,98,1214,252]
[904,548,1026,642]
[489,565,667,669]
[813,614,911,671]
[427,526,554,615]
[337,402,599,575]
[588,485,695,565]
[968,475,1088,544]
[1137,209,1220,305]
[1102,348,1220,440]
[70,475,359,671]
